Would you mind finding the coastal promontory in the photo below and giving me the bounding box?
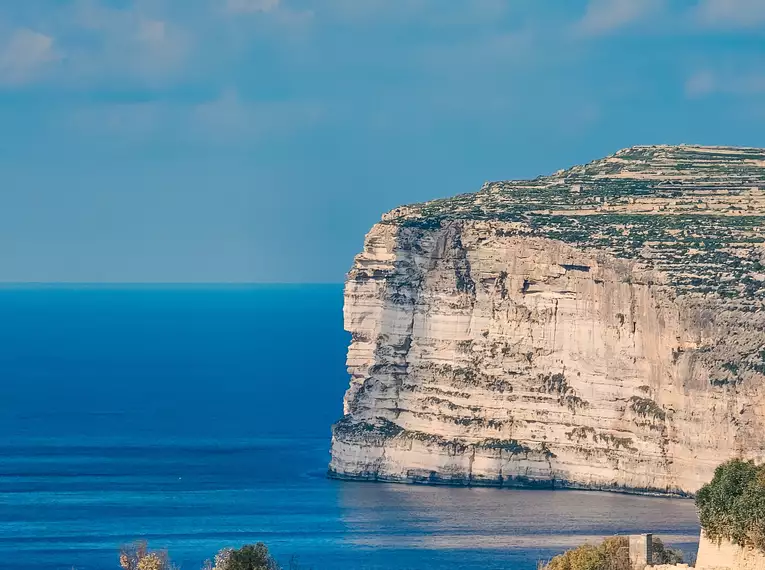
[329,145,765,495]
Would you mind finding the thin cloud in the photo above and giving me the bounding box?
[574,0,664,36]
[693,0,765,29]
[685,70,716,98]
[0,29,60,85]
[322,0,512,25]
[192,88,323,141]
[418,30,535,76]
[686,69,765,98]
[216,0,314,40]
[67,2,191,84]
[65,101,163,138]
[224,0,281,14]
[0,2,192,88]
[65,89,323,143]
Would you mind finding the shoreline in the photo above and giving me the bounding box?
[327,469,695,499]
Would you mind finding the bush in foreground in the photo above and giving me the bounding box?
[541,536,683,570]
[119,542,174,570]
[119,541,297,570]
[696,458,765,551]
[210,543,281,570]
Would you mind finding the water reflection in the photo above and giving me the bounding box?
[337,482,700,553]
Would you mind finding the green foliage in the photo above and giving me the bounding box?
[541,536,683,570]
[696,459,765,551]
[119,542,149,570]
[332,416,403,440]
[628,397,666,422]
[542,536,629,570]
[119,542,175,570]
[539,372,589,412]
[477,438,532,454]
[217,543,281,570]
[544,544,606,570]
[651,537,685,565]
[380,145,765,303]
[116,541,289,570]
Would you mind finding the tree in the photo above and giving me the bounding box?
[137,552,172,570]
[696,458,765,550]
[213,543,280,570]
[120,541,149,570]
[119,541,173,570]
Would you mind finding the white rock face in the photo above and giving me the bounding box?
[694,531,765,570]
[655,532,765,570]
[329,146,765,495]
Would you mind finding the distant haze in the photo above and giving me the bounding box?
[1,0,764,282]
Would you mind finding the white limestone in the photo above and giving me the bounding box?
[329,146,765,495]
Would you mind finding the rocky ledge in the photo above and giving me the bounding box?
[329,145,765,495]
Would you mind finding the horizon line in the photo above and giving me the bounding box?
[0,281,345,287]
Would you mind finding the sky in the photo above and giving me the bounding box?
[0,0,764,283]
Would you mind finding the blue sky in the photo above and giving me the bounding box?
[0,0,764,283]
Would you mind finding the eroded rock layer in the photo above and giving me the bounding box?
[329,145,765,495]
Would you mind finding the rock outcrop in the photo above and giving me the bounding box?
[329,145,765,495]
[653,531,765,570]
[695,531,765,570]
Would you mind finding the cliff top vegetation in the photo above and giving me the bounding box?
[382,145,765,304]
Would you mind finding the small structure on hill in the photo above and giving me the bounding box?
[630,534,654,570]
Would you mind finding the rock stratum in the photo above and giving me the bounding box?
[328,145,765,495]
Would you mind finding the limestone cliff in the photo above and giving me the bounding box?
[329,145,765,495]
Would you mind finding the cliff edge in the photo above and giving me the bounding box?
[329,145,765,495]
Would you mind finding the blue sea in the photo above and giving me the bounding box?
[0,285,700,570]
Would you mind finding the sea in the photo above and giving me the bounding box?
[0,285,700,570]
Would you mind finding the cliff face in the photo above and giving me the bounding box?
[329,145,765,495]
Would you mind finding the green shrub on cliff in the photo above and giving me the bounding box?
[696,458,765,551]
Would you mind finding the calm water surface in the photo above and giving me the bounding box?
[0,286,700,569]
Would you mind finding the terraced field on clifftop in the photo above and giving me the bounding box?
[386,145,765,303]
